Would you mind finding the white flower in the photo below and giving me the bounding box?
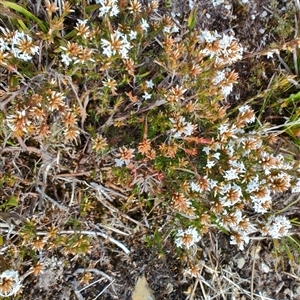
[61,53,73,66]
[213,70,226,85]
[190,182,201,192]
[0,270,22,297]
[188,0,195,9]
[265,50,276,59]
[229,160,245,173]
[221,84,233,97]
[9,31,39,61]
[76,19,88,26]
[230,232,249,251]
[183,122,195,136]
[170,117,195,138]
[223,168,239,181]
[206,159,216,169]
[211,0,225,7]
[115,158,125,167]
[175,227,201,249]
[101,33,131,58]
[146,80,154,89]
[251,192,272,214]
[142,91,152,100]
[219,34,235,49]
[246,176,260,193]
[265,216,292,239]
[209,179,218,189]
[292,178,300,193]
[128,30,137,40]
[218,123,229,135]
[97,0,119,17]
[140,18,149,32]
[220,183,242,207]
[213,152,220,160]
[0,37,8,51]
[114,146,135,167]
[198,30,220,43]
[202,146,210,155]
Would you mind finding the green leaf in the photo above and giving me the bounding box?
[17,19,28,31]
[84,4,101,13]
[1,1,47,32]
[9,75,19,89]
[136,71,151,79]
[5,196,19,207]
[187,8,197,31]
[64,29,77,40]
[282,237,294,261]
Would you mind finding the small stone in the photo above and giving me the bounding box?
[237,257,245,269]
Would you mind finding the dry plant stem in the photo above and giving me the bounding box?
[206,252,226,299]
[71,279,85,300]
[0,89,25,112]
[42,230,130,254]
[250,244,258,300]
[222,269,274,300]
[79,277,107,293]
[188,278,199,300]
[276,53,293,74]
[275,194,300,214]
[94,279,115,300]
[282,271,300,280]
[207,232,226,300]
[73,268,113,282]
[55,171,92,177]
[35,186,68,212]
[89,182,145,228]
[98,223,130,236]
[197,274,207,300]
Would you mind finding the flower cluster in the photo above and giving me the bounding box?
[263,215,292,239]
[175,227,201,249]
[115,146,135,167]
[6,89,80,141]
[1,0,297,284]
[101,32,132,59]
[0,270,22,297]
[96,0,120,17]
[172,105,296,250]
[198,30,243,65]
[60,41,95,66]
[0,27,39,62]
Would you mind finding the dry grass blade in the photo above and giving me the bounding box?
[89,181,145,228]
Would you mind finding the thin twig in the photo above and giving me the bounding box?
[88,181,145,228]
[251,242,260,300]
[73,268,113,282]
[94,279,115,300]
[188,278,199,300]
[79,277,105,293]
[71,279,85,300]
[208,232,226,300]
[197,276,207,300]
[36,187,68,212]
[222,269,274,300]
[98,223,130,236]
[282,271,300,280]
